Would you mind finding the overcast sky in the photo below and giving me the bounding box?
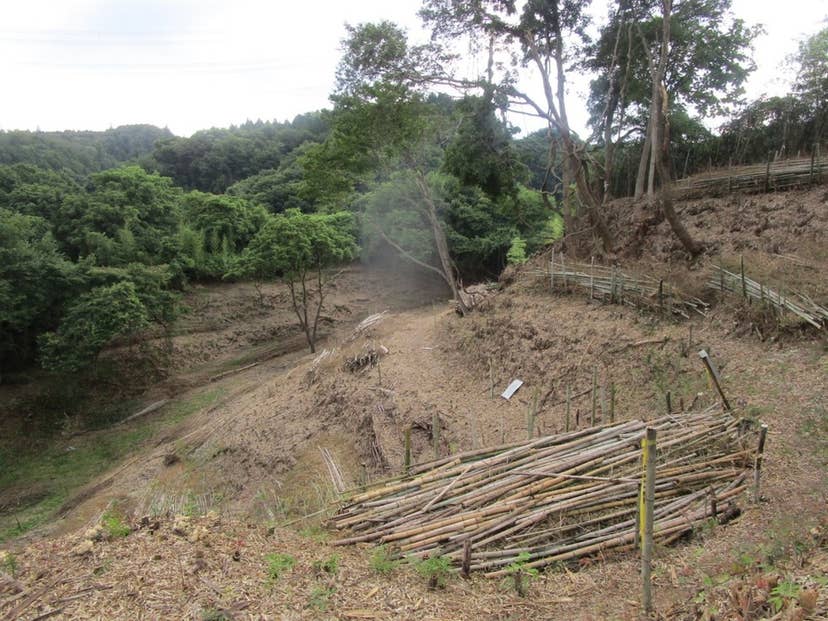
[1,0,825,137]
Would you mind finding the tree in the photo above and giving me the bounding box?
[791,25,828,145]
[230,211,357,353]
[420,0,616,254]
[38,281,150,373]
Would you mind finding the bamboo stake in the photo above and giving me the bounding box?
[432,414,441,459]
[753,423,768,501]
[591,366,598,426]
[565,385,571,432]
[641,427,657,616]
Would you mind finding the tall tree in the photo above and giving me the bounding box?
[230,211,357,353]
[420,0,615,254]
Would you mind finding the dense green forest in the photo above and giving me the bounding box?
[0,0,825,380]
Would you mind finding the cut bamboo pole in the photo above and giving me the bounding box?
[641,427,657,615]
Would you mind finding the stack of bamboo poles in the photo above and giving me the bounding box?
[330,407,758,577]
[545,255,709,319]
[708,264,827,329]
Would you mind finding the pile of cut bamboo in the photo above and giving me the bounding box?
[330,407,758,577]
[546,255,708,319]
[708,264,827,329]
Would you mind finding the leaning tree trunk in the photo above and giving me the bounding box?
[414,171,470,314]
[635,112,653,199]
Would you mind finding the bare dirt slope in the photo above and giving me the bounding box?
[1,187,827,620]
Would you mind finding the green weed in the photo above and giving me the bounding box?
[308,586,335,611]
[369,545,400,575]
[101,511,130,538]
[312,554,339,576]
[265,552,296,582]
[501,552,539,597]
[414,554,453,590]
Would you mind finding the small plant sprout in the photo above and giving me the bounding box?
[369,545,400,575]
[0,551,18,577]
[101,511,131,539]
[265,552,296,582]
[415,554,453,590]
[312,554,340,576]
[768,580,801,612]
[502,552,539,597]
[308,586,335,611]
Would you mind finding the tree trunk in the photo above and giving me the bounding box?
[414,171,470,314]
[635,113,653,199]
[648,0,703,257]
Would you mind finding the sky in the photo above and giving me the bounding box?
[1,0,825,137]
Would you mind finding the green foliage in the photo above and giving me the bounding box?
[501,551,539,597]
[101,511,131,539]
[38,281,150,372]
[0,125,171,178]
[769,580,801,612]
[152,116,329,193]
[308,586,335,611]
[265,552,296,582]
[414,554,453,589]
[506,236,528,265]
[200,608,231,621]
[369,545,400,575]
[312,554,340,576]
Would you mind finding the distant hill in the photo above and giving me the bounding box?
[0,125,173,178]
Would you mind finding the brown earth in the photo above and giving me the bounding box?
[1,186,827,620]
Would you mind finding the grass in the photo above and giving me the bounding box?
[265,553,296,582]
[0,387,224,543]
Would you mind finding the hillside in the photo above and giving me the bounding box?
[1,186,827,620]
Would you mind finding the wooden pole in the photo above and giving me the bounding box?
[461,539,472,579]
[764,151,772,192]
[550,251,554,291]
[665,391,672,415]
[753,423,768,501]
[698,350,732,412]
[565,385,571,432]
[404,427,412,473]
[590,256,595,300]
[641,427,657,616]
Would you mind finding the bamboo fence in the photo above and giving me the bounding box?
[675,155,827,199]
[330,406,760,577]
[707,264,827,329]
[543,255,709,319]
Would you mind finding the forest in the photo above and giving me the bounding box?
[0,0,825,380]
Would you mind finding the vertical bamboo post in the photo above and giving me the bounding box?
[404,427,412,473]
[641,427,657,616]
[698,349,732,411]
[665,391,672,415]
[658,279,664,311]
[550,251,555,291]
[591,366,598,426]
[461,539,472,579]
[589,256,595,300]
[753,423,768,501]
[764,150,772,192]
[432,413,440,459]
[687,325,693,354]
[609,383,615,423]
[809,144,816,186]
[561,253,566,291]
[377,360,382,386]
[565,385,571,432]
